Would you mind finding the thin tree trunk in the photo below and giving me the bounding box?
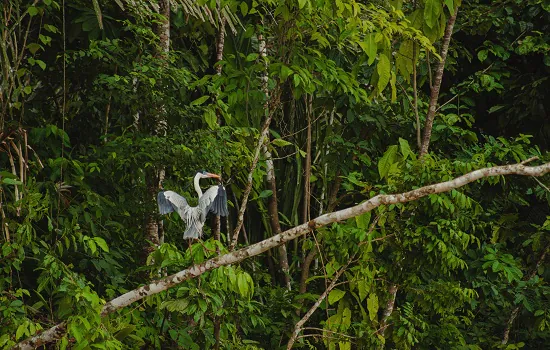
[302,95,313,223]
[143,0,170,258]
[287,258,349,349]
[264,144,291,290]
[377,284,398,348]
[16,159,550,349]
[419,7,459,157]
[501,243,549,344]
[412,42,421,150]
[213,12,226,348]
[230,32,275,250]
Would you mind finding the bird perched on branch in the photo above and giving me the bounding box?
[157,171,229,239]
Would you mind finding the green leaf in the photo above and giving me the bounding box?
[378,145,398,179]
[298,0,307,9]
[190,95,209,106]
[364,34,377,65]
[27,43,41,54]
[424,0,441,29]
[204,109,218,129]
[246,53,258,61]
[16,323,27,340]
[328,289,346,305]
[355,212,371,230]
[93,237,109,252]
[478,49,488,62]
[398,138,413,160]
[444,0,454,14]
[114,325,136,341]
[358,280,369,302]
[36,60,46,70]
[280,65,293,80]
[2,178,23,185]
[240,2,248,16]
[272,138,292,147]
[367,293,379,321]
[28,6,38,16]
[259,190,273,198]
[237,273,248,297]
[488,105,505,114]
[376,54,391,92]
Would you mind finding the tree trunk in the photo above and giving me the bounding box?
[264,143,291,290]
[378,284,398,348]
[419,7,459,157]
[143,0,170,259]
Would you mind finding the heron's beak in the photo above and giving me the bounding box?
[207,173,221,180]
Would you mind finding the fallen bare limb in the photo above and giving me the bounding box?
[15,159,550,349]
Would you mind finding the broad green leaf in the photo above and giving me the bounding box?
[376,54,391,92]
[245,53,258,61]
[355,212,371,230]
[341,308,352,330]
[114,325,136,341]
[328,289,346,305]
[364,34,377,65]
[298,0,307,9]
[367,293,379,321]
[444,0,454,14]
[93,237,109,252]
[27,43,41,54]
[204,109,218,129]
[36,60,46,70]
[16,323,27,340]
[281,65,293,80]
[190,95,209,106]
[259,190,273,198]
[339,341,351,350]
[28,6,38,16]
[478,49,488,62]
[378,145,398,179]
[240,2,248,16]
[237,273,248,297]
[358,279,369,302]
[272,138,292,147]
[424,0,441,29]
[399,137,413,160]
[3,178,23,185]
[390,71,397,102]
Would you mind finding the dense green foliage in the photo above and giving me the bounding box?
[1,0,549,349]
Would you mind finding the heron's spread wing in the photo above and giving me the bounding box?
[198,185,229,218]
[157,190,189,214]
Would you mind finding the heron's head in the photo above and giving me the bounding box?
[198,170,221,180]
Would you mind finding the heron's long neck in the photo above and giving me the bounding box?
[194,174,203,197]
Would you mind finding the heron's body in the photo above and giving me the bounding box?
[157,171,228,239]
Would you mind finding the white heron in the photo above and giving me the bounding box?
[157,171,229,239]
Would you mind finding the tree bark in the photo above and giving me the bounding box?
[143,0,170,259]
[377,284,398,348]
[264,143,291,290]
[15,159,550,349]
[230,32,276,250]
[302,95,313,223]
[287,259,348,349]
[419,7,459,157]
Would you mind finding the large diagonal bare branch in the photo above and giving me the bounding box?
[15,159,550,349]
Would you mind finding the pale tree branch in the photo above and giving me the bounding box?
[15,159,550,349]
[287,257,350,349]
[419,7,459,157]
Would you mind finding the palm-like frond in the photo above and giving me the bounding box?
[91,0,241,34]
